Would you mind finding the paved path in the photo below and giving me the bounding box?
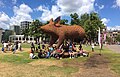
[106,45,120,53]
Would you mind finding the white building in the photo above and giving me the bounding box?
[9,35,35,43]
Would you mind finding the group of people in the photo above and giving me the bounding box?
[29,41,89,59]
[1,41,22,54]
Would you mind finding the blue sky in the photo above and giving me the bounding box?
[0,0,120,30]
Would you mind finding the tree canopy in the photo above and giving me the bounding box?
[116,34,120,42]
[70,12,105,43]
[29,20,43,43]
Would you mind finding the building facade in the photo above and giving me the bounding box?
[0,29,4,42]
[10,25,20,35]
[20,21,31,34]
[9,21,36,43]
[9,35,35,43]
[107,30,120,44]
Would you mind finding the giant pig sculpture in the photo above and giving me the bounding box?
[41,17,85,48]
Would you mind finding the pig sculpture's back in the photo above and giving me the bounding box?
[41,17,85,48]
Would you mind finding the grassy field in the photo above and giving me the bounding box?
[83,45,120,75]
[0,43,120,77]
[0,43,88,77]
[0,51,88,77]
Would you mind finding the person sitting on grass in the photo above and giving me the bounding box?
[72,45,78,58]
[29,49,38,59]
[45,47,51,58]
[38,50,45,58]
[69,42,74,59]
[55,48,64,59]
[43,51,47,58]
[79,48,89,57]
[49,46,54,53]
[50,46,57,58]
[82,50,89,57]
[42,44,45,50]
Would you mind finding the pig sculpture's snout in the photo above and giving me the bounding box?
[40,26,44,31]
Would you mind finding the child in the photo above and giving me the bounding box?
[92,43,94,52]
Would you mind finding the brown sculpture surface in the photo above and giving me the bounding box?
[41,17,85,48]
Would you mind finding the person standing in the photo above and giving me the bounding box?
[79,44,82,51]
[92,43,94,52]
[31,42,35,51]
[18,42,22,51]
[3,41,7,52]
[13,44,16,54]
[38,42,41,50]
[15,41,18,50]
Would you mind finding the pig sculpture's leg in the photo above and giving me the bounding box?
[56,35,65,48]
[49,35,58,46]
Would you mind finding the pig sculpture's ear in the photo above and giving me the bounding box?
[49,18,53,24]
[54,16,61,27]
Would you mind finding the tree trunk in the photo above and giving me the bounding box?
[35,37,37,44]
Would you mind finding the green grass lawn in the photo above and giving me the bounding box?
[21,43,31,48]
[0,43,120,77]
[0,52,33,64]
[0,51,87,77]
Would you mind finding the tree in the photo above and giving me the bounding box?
[116,34,120,42]
[70,13,80,25]
[2,30,14,42]
[60,19,68,25]
[106,36,112,44]
[21,28,29,37]
[70,12,105,43]
[85,12,104,42]
[29,19,43,43]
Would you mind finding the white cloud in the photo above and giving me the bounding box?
[107,26,120,30]
[0,12,10,29]
[95,3,104,10]
[10,3,33,25]
[0,1,5,7]
[37,5,62,21]
[112,0,120,8]
[37,0,95,21]
[0,4,33,29]
[12,0,17,4]
[101,18,110,26]
[58,0,95,15]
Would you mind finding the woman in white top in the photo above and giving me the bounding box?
[3,42,7,52]
[18,42,21,51]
